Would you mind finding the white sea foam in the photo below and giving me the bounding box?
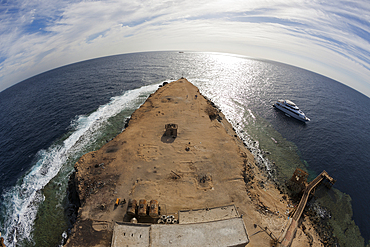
[1,82,160,246]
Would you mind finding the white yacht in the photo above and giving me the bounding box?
[273,100,310,122]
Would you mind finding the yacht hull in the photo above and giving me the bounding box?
[273,103,310,122]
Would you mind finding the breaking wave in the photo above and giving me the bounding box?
[0,82,160,246]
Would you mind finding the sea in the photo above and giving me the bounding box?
[0,51,369,246]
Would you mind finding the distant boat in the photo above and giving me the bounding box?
[179,51,184,53]
[273,100,310,122]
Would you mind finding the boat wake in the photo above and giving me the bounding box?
[0,83,160,246]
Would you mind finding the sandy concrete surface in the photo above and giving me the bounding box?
[65,78,323,247]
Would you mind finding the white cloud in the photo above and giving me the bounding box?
[1,0,370,96]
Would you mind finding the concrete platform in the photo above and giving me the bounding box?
[151,217,248,247]
[111,217,248,247]
[111,223,151,247]
[111,205,249,247]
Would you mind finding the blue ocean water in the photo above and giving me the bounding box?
[0,51,369,246]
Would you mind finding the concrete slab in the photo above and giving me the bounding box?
[111,205,249,247]
[111,222,150,247]
[151,217,249,247]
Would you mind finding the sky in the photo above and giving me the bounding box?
[1,0,370,97]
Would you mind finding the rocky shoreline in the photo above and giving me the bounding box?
[64,78,325,247]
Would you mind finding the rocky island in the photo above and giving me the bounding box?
[65,78,324,246]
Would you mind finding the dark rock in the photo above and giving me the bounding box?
[65,172,81,242]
